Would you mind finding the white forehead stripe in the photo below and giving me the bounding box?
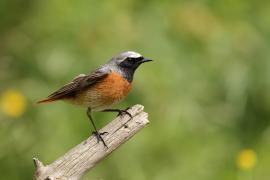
[126,51,142,58]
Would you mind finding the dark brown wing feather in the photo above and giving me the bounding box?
[37,68,109,103]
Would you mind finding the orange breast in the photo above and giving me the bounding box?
[94,72,132,103]
[68,72,132,110]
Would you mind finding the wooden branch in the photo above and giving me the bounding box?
[33,104,149,180]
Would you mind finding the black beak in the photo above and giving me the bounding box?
[141,58,153,63]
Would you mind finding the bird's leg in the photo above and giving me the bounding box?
[87,108,108,148]
[102,107,132,119]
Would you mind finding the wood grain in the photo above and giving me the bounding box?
[33,104,149,180]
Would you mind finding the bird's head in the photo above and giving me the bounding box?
[107,51,152,82]
[113,51,152,70]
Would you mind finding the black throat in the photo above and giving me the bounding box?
[120,67,135,83]
[104,61,137,83]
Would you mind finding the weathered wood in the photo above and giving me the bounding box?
[33,104,149,180]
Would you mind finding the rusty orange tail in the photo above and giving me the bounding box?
[37,98,59,104]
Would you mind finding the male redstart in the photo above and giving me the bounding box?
[38,51,152,147]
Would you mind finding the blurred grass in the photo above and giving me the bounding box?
[1,0,270,179]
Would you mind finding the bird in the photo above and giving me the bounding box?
[37,51,152,147]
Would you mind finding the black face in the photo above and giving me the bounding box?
[119,56,152,69]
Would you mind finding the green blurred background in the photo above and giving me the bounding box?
[1,0,270,179]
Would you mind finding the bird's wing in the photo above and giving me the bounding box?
[38,68,109,103]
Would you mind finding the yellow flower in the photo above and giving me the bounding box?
[0,89,27,118]
[237,149,257,171]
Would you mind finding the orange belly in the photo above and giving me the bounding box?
[70,72,132,111]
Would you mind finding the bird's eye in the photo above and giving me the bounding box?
[126,57,133,62]
[137,56,144,61]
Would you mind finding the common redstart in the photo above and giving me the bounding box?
[38,51,152,147]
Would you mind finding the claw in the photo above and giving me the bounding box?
[102,107,133,119]
[117,109,132,119]
[100,131,109,135]
[92,131,108,148]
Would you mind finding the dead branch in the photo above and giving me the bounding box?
[33,104,149,180]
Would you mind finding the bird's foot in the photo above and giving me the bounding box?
[102,107,132,128]
[117,107,132,119]
[92,131,109,148]
[118,108,132,128]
